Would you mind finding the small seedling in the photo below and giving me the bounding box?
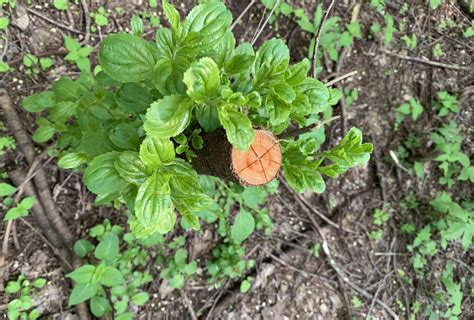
[5,273,46,320]
[53,0,68,10]
[402,33,417,50]
[160,241,197,289]
[433,43,444,58]
[64,36,92,71]
[396,97,423,124]
[91,6,109,28]
[69,219,155,318]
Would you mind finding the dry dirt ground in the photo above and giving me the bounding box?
[1,0,473,319]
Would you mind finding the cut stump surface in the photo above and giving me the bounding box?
[232,129,282,186]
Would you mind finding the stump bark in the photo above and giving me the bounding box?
[192,129,282,186]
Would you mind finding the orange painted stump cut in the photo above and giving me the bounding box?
[231,129,282,186]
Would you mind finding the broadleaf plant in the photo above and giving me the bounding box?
[22,0,372,239]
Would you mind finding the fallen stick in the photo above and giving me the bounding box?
[0,92,76,249]
[384,50,471,71]
[322,241,399,319]
[9,170,73,269]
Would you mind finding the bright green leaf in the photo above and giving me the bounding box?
[218,104,254,151]
[231,209,255,243]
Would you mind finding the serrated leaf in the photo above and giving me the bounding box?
[109,123,140,150]
[240,279,251,293]
[65,36,81,52]
[195,105,220,132]
[231,209,255,243]
[283,162,326,193]
[255,38,290,74]
[323,128,373,167]
[5,281,21,294]
[218,104,254,151]
[19,196,35,210]
[181,2,233,57]
[132,172,175,237]
[286,58,310,86]
[296,78,330,114]
[84,152,128,195]
[58,153,88,169]
[183,57,220,104]
[114,151,149,184]
[225,53,255,74]
[99,33,158,82]
[273,82,296,104]
[116,83,152,113]
[162,0,180,30]
[139,136,175,170]
[144,94,193,139]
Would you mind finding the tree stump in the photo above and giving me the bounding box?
[192,129,282,186]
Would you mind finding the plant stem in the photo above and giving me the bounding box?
[278,116,341,140]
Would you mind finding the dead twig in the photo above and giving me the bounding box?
[251,0,280,45]
[279,175,352,232]
[326,70,358,87]
[7,48,68,65]
[312,0,337,77]
[322,241,399,319]
[267,251,336,288]
[9,170,73,269]
[26,7,85,35]
[180,289,198,320]
[371,134,389,203]
[19,218,73,270]
[278,116,341,140]
[80,0,91,45]
[231,0,256,30]
[1,92,76,249]
[384,50,471,71]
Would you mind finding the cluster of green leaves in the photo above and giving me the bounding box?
[395,97,423,125]
[5,273,47,320]
[0,121,16,156]
[0,0,14,71]
[64,36,93,72]
[262,1,361,67]
[0,182,35,221]
[21,0,371,239]
[68,219,157,319]
[343,87,358,108]
[431,120,473,187]
[405,193,472,272]
[202,178,278,288]
[90,6,109,29]
[368,207,390,241]
[22,54,54,75]
[402,33,417,50]
[283,127,372,193]
[401,192,471,319]
[159,236,198,289]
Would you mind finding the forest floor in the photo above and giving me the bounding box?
[0,0,473,319]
